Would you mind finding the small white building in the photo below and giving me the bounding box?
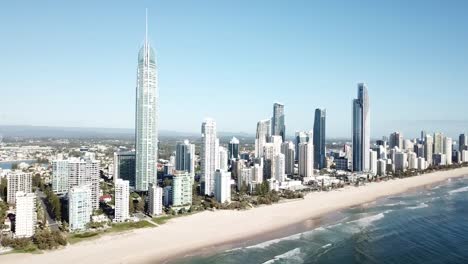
[69,185,92,232]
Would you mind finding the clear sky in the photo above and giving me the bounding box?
[1,0,467,138]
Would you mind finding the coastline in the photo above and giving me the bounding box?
[2,167,468,264]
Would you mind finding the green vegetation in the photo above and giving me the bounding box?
[108,221,153,233]
[44,187,62,221]
[0,177,7,201]
[0,237,37,253]
[32,173,45,191]
[68,232,100,244]
[33,229,67,250]
[11,163,19,170]
[152,215,173,225]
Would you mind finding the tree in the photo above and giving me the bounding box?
[11,163,19,170]
[0,178,7,201]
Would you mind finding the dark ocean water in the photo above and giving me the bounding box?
[174,176,468,264]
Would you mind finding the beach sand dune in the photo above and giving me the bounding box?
[2,167,467,264]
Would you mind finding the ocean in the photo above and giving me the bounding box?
[173,175,468,264]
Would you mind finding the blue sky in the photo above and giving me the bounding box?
[0,0,467,138]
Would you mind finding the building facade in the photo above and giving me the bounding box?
[68,185,92,232]
[114,179,130,222]
[313,108,326,169]
[352,83,370,172]
[135,15,158,192]
[15,191,36,238]
[7,171,32,204]
[201,118,218,195]
[272,103,285,141]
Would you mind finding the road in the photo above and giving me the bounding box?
[35,190,60,231]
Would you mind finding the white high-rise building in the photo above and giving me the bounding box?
[135,12,158,192]
[281,141,295,175]
[408,152,418,169]
[148,183,163,216]
[252,163,264,184]
[255,119,271,158]
[68,158,100,209]
[271,135,283,156]
[238,168,252,190]
[433,132,444,154]
[201,118,218,195]
[69,185,92,232]
[444,137,453,165]
[461,150,468,163]
[218,146,229,172]
[52,159,69,195]
[7,171,32,204]
[394,152,408,172]
[214,170,231,203]
[15,192,36,238]
[377,159,386,176]
[369,150,378,175]
[299,142,314,177]
[417,157,427,170]
[172,171,192,207]
[273,153,286,182]
[114,179,130,222]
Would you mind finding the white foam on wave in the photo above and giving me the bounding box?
[448,186,468,195]
[406,203,429,210]
[384,201,406,207]
[246,227,325,250]
[261,248,302,264]
[321,243,332,249]
[347,213,385,227]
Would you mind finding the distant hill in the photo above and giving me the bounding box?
[0,125,255,139]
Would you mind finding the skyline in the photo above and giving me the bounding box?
[1,1,468,138]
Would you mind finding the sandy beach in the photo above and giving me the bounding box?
[2,167,468,264]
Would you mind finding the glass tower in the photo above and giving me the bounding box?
[272,103,285,141]
[313,108,326,169]
[352,83,370,172]
[135,12,158,192]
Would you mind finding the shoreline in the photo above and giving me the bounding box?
[2,167,468,264]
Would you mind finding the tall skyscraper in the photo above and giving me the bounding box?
[273,153,286,182]
[313,108,326,169]
[135,11,158,192]
[255,119,271,158]
[352,83,370,172]
[113,151,136,188]
[460,133,467,151]
[201,118,218,195]
[7,171,32,204]
[424,134,434,165]
[52,159,69,195]
[281,141,295,175]
[228,137,240,161]
[114,179,130,222]
[175,140,195,178]
[272,103,285,141]
[15,191,36,238]
[444,137,453,165]
[68,185,92,232]
[433,132,444,154]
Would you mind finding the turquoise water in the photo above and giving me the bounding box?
[174,176,468,264]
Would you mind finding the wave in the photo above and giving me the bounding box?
[448,186,468,195]
[384,201,406,207]
[321,243,332,249]
[406,203,429,210]
[262,248,302,264]
[246,227,325,250]
[347,213,385,227]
